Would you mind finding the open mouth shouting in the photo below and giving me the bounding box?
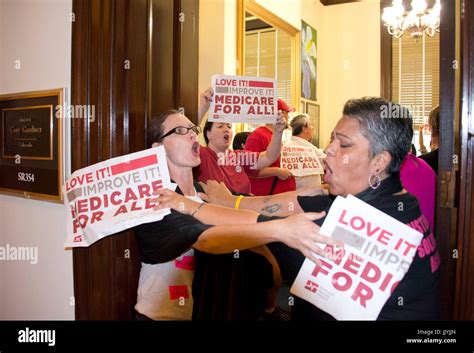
[192,141,200,157]
[223,133,230,143]
[323,159,333,183]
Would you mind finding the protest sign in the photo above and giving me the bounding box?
[281,144,324,176]
[290,195,423,320]
[63,146,172,247]
[209,74,277,124]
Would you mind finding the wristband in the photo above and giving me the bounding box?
[234,195,244,210]
[191,202,205,217]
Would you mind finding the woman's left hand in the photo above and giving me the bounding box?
[152,188,198,215]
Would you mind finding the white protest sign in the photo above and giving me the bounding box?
[209,74,277,124]
[291,195,423,320]
[281,144,324,176]
[63,146,172,247]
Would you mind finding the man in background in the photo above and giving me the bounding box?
[288,114,326,190]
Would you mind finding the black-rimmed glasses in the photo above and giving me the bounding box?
[160,125,202,140]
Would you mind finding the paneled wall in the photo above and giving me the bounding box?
[71,0,199,320]
[0,0,74,320]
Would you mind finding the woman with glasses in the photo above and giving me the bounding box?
[134,109,336,321]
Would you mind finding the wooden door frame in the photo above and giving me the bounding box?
[71,0,199,320]
[454,0,474,320]
[380,0,459,319]
[236,0,301,110]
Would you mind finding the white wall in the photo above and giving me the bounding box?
[198,0,237,96]
[223,0,237,75]
[198,0,237,144]
[0,0,74,319]
[256,0,302,29]
[320,1,380,147]
[198,0,380,149]
[301,0,325,148]
[1,196,73,319]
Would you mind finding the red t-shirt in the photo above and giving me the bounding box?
[244,126,296,196]
[196,146,259,194]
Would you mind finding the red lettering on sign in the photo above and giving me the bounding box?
[216,78,237,86]
[343,254,362,274]
[90,211,103,224]
[360,261,381,283]
[333,272,352,291]
[168,285,189,300]
[351,282,373,308]
[113,205,128,216]
[66,172,94,191]
[338,210,393,246]
[311,259,332,277]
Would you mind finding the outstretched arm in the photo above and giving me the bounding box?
[197,180,325,217]
[152,188,339,263]
[153,188,260,224]
[192,212,338,264]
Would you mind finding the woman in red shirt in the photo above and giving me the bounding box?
[194,88,289,319]
[196,88,286,195]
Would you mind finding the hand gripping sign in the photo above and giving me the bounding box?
[209,74,278,124]
[290,195,423,320]
[63,146,173,247]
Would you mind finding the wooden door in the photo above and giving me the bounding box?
[70,0,199,320]
[380,0,460,319]
[454,0,474,320]
[436,0,459,320]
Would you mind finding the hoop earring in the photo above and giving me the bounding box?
[368,173,381,190]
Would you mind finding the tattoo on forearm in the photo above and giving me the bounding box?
[263,196,272,203]
[261,203,281,215]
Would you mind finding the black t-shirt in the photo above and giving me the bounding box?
[262,193,441,320]
[134,181,273,320]
[419,148,439,175]
[134,182,212,264]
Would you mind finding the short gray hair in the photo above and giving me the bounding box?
[290,114,310,136]
[343,97,413,174]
